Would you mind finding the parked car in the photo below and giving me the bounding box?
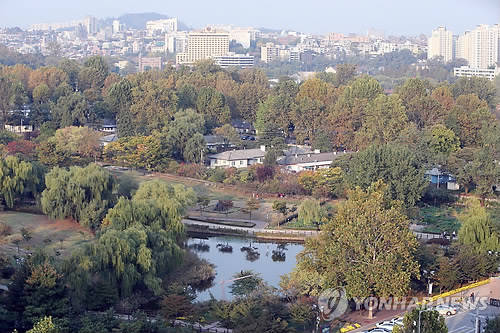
[390,317,404,326]
[376,321,395,331]
[361,328,390,333]
[433,304,458,316]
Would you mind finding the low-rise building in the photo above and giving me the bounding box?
[208,146,266,168]
[453,66,500,80]
[277,151,347,172]
[214,52,254,68]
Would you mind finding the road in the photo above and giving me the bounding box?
[446,303,500,333]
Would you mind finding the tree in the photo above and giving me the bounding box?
[183,133,205,163]
[214,124,242,148]
[230,270,263,297]
[458,200,500,253]
[425,124,460,157]
[50,92,89,128]
[451,76,496,109]
[245,198,260,222]
[197,196,210,216]
[484,315,500,333]
[26,316,59,333]
[354,94,409,149]
[41,164,116,230]
[297,199,323,228]
[196,86,230,129]
[287,181,420,297]
[23,262,70,327]
[0,156,40,208]
[89,181,194,296]
[272,201,288,217]
[337,144,426,208]
[393,308,447,333]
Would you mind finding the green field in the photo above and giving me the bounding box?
[418,205,462,233]
[0,211,93,257]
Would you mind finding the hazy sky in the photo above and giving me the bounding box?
[1,0,499,35]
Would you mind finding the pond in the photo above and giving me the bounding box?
[186,236,304,302]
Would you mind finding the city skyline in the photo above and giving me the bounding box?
[1,0,499,35]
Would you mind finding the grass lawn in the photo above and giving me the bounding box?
[418,205,462,234]
[0,211,93,257]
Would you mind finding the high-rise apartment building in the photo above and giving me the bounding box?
[176,28,229,65]
[85,16,97,35]
[456,24,500,69]
[112,20,121,34]
[261,43,280,63]
[428,26,454,62]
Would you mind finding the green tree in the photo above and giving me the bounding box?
[287,181,420,297]
[196,86,230,129]
[393,308,447,333]
[297,199,323,227]
[337,144,426,208]
[50,92,89,128]
[0,156,40,208]
[426,124,460,157]
[272,201,288,217]
[183,132,205,163]
[484,315,500,333]
[230,270,263,297]
[354,94,409,149]
[41,164,116,230]
[458,200,500,253]
[452,76,496,109]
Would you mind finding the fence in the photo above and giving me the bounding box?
[185,221,318,239]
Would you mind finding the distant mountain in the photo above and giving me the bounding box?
[103,12,190,31]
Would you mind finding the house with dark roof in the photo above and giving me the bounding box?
[208,146,266,168]
[277,151,348,172]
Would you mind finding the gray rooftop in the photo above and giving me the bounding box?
[208,148,265,161]
[278,151,348,165]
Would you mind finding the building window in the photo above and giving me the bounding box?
[231,161,235,166]
[239,160,243,165]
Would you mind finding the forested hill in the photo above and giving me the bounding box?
[102,12,190,30]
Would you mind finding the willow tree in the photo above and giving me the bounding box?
[0,156,40,208]
[458,200,500,253]
[284,181,420,298]
[91,180,195,296]
[41,164,115,229]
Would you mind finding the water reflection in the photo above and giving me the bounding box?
[186,236,303,301]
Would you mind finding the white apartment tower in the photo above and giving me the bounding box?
[456,24,500,69]
[85,16,97,35]
[428,26,454,62]
[112,20,121,34]
[261,43,280,63]
[176,28,230,65]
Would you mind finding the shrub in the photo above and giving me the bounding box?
[421,185,456,206]
[208,168,227,183]
[176,163,206,179]
[0,222,12,237]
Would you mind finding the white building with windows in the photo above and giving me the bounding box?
[176,28,229,65]
[214,53,254,68]
[428,26,454,62]
[454,66,500,80]
[208,146,266,168]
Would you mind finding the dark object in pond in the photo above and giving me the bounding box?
[216,243,233,253]
[189,242,210,252]
[272,250,286,262]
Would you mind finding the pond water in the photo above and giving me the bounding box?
[186,236,304,302]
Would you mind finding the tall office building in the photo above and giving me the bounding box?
[428,27,454,62]
[112,20,121,34]
[85,16,97,35]
[176,28,229,65]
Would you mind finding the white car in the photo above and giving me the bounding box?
[361,329,390,333]
[376,322,395,331]
[433,304,458,316]
[390,317,404,326]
